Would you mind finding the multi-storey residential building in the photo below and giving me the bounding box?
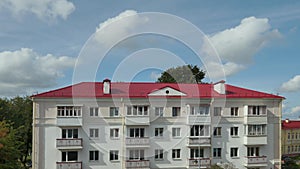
[31,79,284,169]
[282,119,300,156]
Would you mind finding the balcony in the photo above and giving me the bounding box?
[126,137,149,147]
[188,158,211,168]
[56,162,82,169]
[244,115,267,124]
[125,116,150,125]
[188,137,211,147]
[244,135,267,145]
[56,138,83,149]
[244,156,268,167]
[188,116,211,125]
[125,160,150,169]
[56,117,82,126]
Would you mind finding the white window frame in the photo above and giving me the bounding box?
[230,127,239,137]
[57,106,82,117]
[248,105,267,116]
[172,107,181,117]
[62,151,78,162]
[154,128,164,138]
[247,147,259,157]
[110,107,119,117]
[110,128,119,139]
[127,106,148,116]
[89,150,99,161]
[213,148,222,158]
[129,149,145,160]
[191,106,210,116]
[62,128,78,139]
[247,125,266,136]
[110,150,119,161]
[155,107,164,117]
[155,149,164,160]
[230,107,239,116]
[190,125,210,137]
[213,127,222,136]
[129,128,145,138]
[230,147,239,157]
[89,128,99,138]
[213,107,222,116]
[172,128,181,137]
[190,148,204,158]
[172,149,181,159]
[90,107,99,116]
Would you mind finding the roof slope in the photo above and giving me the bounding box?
[282,120,300,130]
[32,82,284,99]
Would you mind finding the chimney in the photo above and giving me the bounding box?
[103,79,111,94]
[213,80,226,94]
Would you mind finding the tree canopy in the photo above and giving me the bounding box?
[157,64,205,83]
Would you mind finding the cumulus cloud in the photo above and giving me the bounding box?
[280,75,300,92]
[203,16,281,78]
[0,0,75,20]
[0,48,75,96]
[94,10,148,47]
[291,106,300,114]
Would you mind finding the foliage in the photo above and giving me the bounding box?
[0,97,32,169]
[211,164,223,169]
[157,64,205,83]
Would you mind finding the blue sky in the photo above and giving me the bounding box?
[0,0,299,119]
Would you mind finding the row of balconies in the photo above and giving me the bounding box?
[56,114,267,126]
[56,136,267,150]
[56,156,268,169]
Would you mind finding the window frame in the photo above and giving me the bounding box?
[172,149,181,159]
[89,150,99,161]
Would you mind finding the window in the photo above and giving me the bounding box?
[247,147,259,157]
[62,151,78,161]
[288,133,290,139]
[155,149,164,160]
[155,107,164,117]
[110,107,119,117]
[172,107,181,117]
[190,148,204,158]
[62,129,78,138]
[129,149,145,160]
[155,128,164,137]
[89,150,99,161]
[230,148,238,157]
[230,127,238,136]
[129,128,145,138]
[109,150,119,161]
[191,106,210,116]
[89,128,99,138]
[230,107,238,116]
[213,127,222,136]
[190,125,210,137]
[110,128,119,139]
[127,106,148,116]
[57,106,81,117]
[292,133,295,140]
[287,146,290,153]
[248,106,266,116]
[172,128,181,137]
[90,107,99,116]
[247,125,266,136]
[213,107,222,116]
[213,148,222,158]
[172,149,181,159]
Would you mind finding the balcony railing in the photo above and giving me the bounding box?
[125,160,150,168]
[188,115,211,124]
[56,162,82,169]
[188,158,211,167]
[244,135,267,145]
[245,156,267,165]
[56,138,83,149]
[56,117,82,126]
[188,137,211,146]
[126,137,149,146]
[125,116,150,125]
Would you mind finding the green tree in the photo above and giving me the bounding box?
[0,121,22,169]
[157,64,205,83]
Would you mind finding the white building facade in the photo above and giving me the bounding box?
[32,80,283,169]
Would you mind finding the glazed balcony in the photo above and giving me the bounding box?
[244,156,268,167]
[126,137,149,147]
[125,160,150,169]
[125,116,150,125]
[56,117,82,126]
[56,162,82,169]
[188,137,211,147]
[56,138,83,149]
[188,158,211,168]
[188,115,211,125]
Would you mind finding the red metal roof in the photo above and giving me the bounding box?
[282,120,300,130]
[31,82,284,99]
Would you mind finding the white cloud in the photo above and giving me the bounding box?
[0,0,75,20]
[291,106,300,114]
[94,10,148,47]
[280,75,300,92]
[150,71,161,81]
[0,48,75,96]
[203,16,281,78]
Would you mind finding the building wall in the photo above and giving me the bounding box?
[32,98,282,169]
